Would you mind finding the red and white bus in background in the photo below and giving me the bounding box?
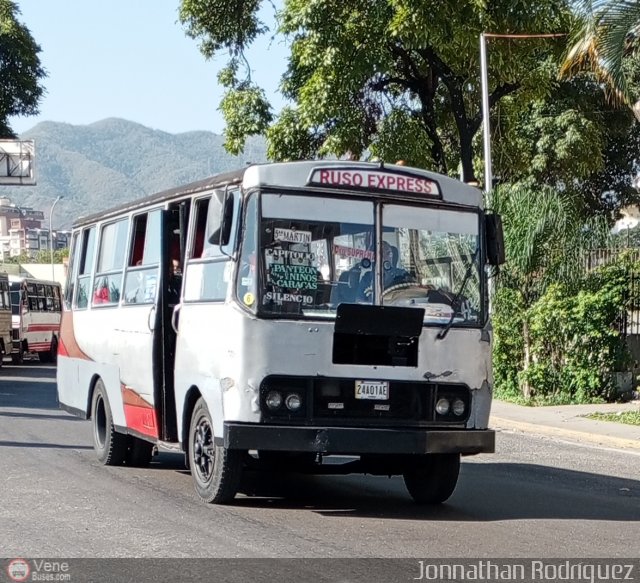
[9,275,62,364]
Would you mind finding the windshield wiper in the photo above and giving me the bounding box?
[436,248,479,341]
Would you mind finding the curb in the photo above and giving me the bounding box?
[490,416,640,451]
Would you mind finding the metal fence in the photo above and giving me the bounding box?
[583,248,640,337]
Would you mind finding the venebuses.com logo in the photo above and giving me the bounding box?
[5,559,71,582]
[6,559,30,582]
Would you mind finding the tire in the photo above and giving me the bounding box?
[403,453,461,505]
[126,436,154,467]
[11,347,23,365]
[189,397,243,504]
[91,379,128,465]
[39,336,58,364]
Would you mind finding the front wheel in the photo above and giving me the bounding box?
[189,398,243,504]
[11,346,24,365]
[403,453,461,505]
[91,379,128,465]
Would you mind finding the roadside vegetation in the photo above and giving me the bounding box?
[587,411,640,425]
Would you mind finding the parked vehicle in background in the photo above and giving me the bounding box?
[9,275,62,364]
[57,160,504,505]
[0,273,13,367]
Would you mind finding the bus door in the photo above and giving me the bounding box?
[152,202,189,442]
[173,189,241,441]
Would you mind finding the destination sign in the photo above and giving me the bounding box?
[308,167,441,196]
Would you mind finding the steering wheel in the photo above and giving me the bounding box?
[382,281,420,298]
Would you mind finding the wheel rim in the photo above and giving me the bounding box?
[192,415,214,483]
[94,394,107,448]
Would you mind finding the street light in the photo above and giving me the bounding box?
[49,195,63,281]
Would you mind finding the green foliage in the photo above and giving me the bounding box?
[494,259,634,405]
[491,182,630,404]
[560,0,640,109]
[0,0,46,137]
[179,0,574,183]
[4,248,69,264]
[492,286,525,401]
[179,0,266,58]
[219,84,272,154]
[587,411,640,425]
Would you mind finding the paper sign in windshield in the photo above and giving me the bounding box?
[274,228,312,244]
[334,244,374,261]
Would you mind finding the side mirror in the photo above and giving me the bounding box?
[219,191,234,247]
[485,213,505,265]
[207,189,235,247]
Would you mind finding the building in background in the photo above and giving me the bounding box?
[0,197,70,260]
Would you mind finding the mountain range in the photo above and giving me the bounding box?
[2,118,268,229]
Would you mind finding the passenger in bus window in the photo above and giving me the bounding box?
[167,259,182,305]
[357,241,414,301]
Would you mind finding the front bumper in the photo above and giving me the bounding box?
[223,423,495,455]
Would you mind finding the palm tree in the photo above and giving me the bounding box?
[560,0,640,119]
[491,183,610,399]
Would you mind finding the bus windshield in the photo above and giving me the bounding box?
[250,193,483,326]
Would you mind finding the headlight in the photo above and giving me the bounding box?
[435,398,450,415]
[452,398,466,416]
[265,391,283,410]
[285,393,302,411]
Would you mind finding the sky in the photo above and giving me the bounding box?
[10,0,289,135]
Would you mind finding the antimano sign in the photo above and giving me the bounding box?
[307,166,441,197]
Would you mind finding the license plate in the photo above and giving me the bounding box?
[355,380,389,400]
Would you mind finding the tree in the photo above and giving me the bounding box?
[492,72,640,217]
[491,183,611,399]
[560,0,640,115]
[180,0,572,183]
[0,0,46,137]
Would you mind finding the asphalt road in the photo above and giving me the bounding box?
[1,363,639,559]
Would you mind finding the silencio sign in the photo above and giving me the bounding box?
[307,166,441,197]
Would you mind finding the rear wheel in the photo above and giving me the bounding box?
[189,397,243,504]
[11,346,24,365]
[403,453,461,505]
[39,336,58,364]
[91,379,128,465]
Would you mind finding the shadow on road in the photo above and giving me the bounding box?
[0,410,82,421]
[204,462,640,522]
[0,363,60,410]
[0,439,92,450]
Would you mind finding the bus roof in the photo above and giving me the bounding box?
[73,160,482,228]
[8,275,60,287]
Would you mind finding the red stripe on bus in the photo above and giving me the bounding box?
[59,311,91,361]
[26,324,60,332]
[121,384,158,437]
[123,404,158,439]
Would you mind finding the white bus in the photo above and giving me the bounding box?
[57,160,504,504]
[9,276,62,364]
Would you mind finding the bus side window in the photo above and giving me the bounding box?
[65,232,80,309]
[183,193,239,302]
[192,197,209,258]
[123,211,161,305]
[76,227,96,309]
[93,218,129,307]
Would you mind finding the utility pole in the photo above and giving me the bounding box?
[49,195,62,281]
